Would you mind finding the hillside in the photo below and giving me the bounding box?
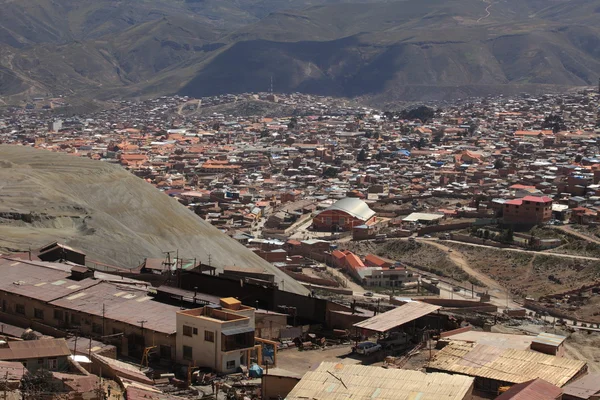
[1,0,599,103]
[0,145,308,295]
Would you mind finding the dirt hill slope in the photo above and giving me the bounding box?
[0,145,307,295]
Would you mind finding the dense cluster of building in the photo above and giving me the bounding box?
[1,88,600,398]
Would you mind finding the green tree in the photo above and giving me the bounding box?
[357,148,367,162]
[323,167,338,178]
[494,158,505,169]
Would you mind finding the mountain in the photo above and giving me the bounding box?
[1,0,599,103]
[0,145,308,295]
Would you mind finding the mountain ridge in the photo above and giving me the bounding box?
[1,0,599,104]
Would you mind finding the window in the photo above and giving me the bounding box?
[53,309,63,320]
[15,304,25,315]
[205,330,215,342]
[71,314,81,325]
[226,360,236,370]
[37,358,43,365]
[34,308,44,320]
[193,328,198,335]
[183,325,193,337]
[92,323,102,334]
[48,358,57,370]
[183,345,193,360]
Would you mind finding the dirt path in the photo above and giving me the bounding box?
[552,225,600,246]
[477,0,492,23]
[423,240,501,291]
[421,240,519,309]
[442,239,600,261]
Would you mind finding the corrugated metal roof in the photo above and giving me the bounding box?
[354,301,440,333]
[0,338,71,360]
[320,197,376,221]
[428,342,586,387]
[50,282,180,334]
[495,378,562,400]
[532,332,566,347]
[562,373,600,398]
[285,361,474,400]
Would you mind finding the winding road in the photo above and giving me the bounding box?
[477,0,492,23]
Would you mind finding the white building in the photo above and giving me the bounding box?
[176,298,256,373]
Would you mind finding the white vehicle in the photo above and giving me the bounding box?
[363,291,374,297]
[354,341,382,355]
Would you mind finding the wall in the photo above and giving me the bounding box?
[255,313,287,340]
[176,311,222,370]
[262,374,301,400]
[282,270,339,287]
[417,222,472,236]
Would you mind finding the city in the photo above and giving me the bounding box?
[0,87,600,399]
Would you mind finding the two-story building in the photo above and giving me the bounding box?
[176,298,256,373]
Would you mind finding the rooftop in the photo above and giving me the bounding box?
[286,361,474,400]
[354,301,440,333]
[428,342,586,387]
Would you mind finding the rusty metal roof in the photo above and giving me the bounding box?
[495,378,562,400]
[0,338,71,360]
[0,257,98,302]
[562,373,600,399]
[354,301,440,333]
[0,361,26,380]
[50,282,180,334]
[286,361,474,400]
[428,342,586,387]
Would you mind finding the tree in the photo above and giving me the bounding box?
[323,167,338,178]
[541,114,566,133]
[575,154,583,163]
[399,106,435,123]
[22,369,63,399]
[417,137,427,149]
[494,158,505,169]
[287,117,298,130]
[432,130,444,144]
[357,148,367,162]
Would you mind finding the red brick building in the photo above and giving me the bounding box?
[312,198,376,232]
[502,196,553,225]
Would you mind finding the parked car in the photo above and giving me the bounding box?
[363,291,374,297]
[423,234,431,238]
[354,342,382,355]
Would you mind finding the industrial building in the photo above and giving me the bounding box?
[427,341,587,393]
[312,197,376,231]
[286,361,475,400]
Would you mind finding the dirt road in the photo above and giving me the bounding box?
[421,240,519,309]
[439,239,600,261]
[552,225,600,246]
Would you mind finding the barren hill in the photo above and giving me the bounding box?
[1,0,600,103]
[0,145,308,295]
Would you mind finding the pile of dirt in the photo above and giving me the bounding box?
[0,145,307,294]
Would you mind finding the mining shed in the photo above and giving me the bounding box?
[0,145,307,295]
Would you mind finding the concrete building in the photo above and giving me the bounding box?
[503,195,553,225]
[176,298,256,373]
[363,265,418,288]
[312,197,376,231]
